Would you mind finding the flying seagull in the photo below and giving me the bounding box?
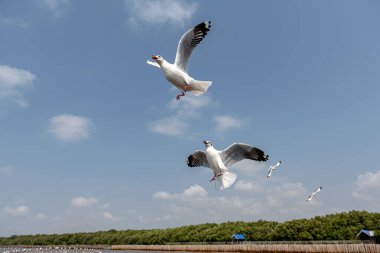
[306,186,322,202]
[147,21,212,101]
[187,141,269,190]
[267,160,281,178]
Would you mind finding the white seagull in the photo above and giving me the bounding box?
[147,21,212,101]
[187,141,269,190]
[267,160,281,178]
[306,186,322,202]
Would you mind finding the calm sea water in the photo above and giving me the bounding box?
[0,248,188,253]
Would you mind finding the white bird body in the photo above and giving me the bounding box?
[148,21,212,100]
[158,60,192,90]
[306,186,322,202]
[267,160,281,178]
[205,145,227,176]
[187,141,269,190]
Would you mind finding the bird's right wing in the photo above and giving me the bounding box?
[220,143,269,167]
[174,21,211,73]
[146,60,161,69]
[187,150,210,168]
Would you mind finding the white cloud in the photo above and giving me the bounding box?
[125,0,198,28]
[36,213,48,220]
[183,184,207,198]
[268,182,307,207]
[153,185,207,201]
[98,203,111,209]
[0,65,36,108]
[153,191,175,200]
[49,114,94,142]
[70,197,99,208]
[3,205,29,216]
[214,115,245,132]
[38,0,71,18]
[353,170,380,200]
[148,95,212,137]
[148,116,188,136]
[0,17,30,29]
[234,180,262,192]
[0,166,15,175]
[103,211,114,220]
[147,180,316,227]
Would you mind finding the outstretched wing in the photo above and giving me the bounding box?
[220,143,268,167]
[313,186,322,194]
[187,150,210,168]
[146,60,161,69]
[174,21,211,73]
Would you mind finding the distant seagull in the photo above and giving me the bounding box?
[267,160,281,178]
[187,141,269,190]
[147,21,212,101]
[306,186,322,202]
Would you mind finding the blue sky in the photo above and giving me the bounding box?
[1,0,380,236]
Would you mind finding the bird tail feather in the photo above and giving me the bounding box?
[190,80,212,96]
[216,171,237,190]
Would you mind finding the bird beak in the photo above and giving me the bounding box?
[152,55,159,60]
[203,140,207,144]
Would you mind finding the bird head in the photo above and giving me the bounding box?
[151,55,163,63]
[203,140,212,148]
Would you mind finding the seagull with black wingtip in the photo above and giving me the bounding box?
[187,140,269,190]
[306,186,322,202]
[147,21,213,101]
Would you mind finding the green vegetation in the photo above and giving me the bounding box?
[0,210,379,245]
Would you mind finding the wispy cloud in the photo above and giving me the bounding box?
[148,116,188,136]
[36,213,48,220]
[103,211,114,220]
[214,115,245,133]
[3,205,29,216]
[153,191,175,200]
[70,196,99,208]
[183,184,208,198]
[234,179,262,192]
[37,0,71,18]
[49,114,94,142]
[0,166,15,175]
[353,170,380,200]
[125,0,198,29]
[153,184,207,201]
[0,65,36,108]
[149,179,311,225]
[0,17,30,29]
[148,95,212,137]
[267,182,307,207]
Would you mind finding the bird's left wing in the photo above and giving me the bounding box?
[187,150,210,168]
[146,60,161,69]
[220,143,269,167]
[174,21,211,73]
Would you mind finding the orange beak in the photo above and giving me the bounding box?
[152,55,159,60]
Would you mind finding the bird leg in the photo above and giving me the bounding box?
[176,91,185,101]
[209,173,223,182]
[175,85,192,101]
